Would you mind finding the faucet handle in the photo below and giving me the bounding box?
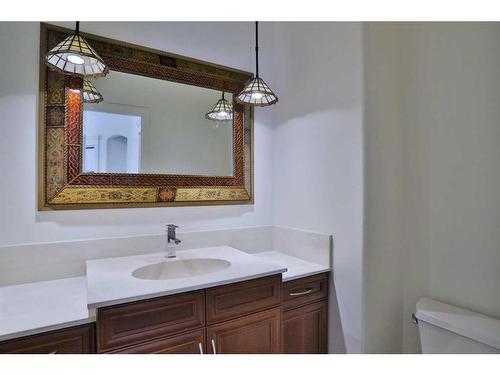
[167,224,179,229]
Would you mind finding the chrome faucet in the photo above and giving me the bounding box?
[166,224,181,258]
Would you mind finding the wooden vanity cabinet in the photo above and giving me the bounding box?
[0,273,330,354]
[97,274,282,354]
[0,324,95,354]
[281,273,329,354]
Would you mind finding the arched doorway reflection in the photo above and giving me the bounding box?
[106,135,128,173]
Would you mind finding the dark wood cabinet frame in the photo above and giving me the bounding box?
[38,22,254,210]
[0,273,329,354]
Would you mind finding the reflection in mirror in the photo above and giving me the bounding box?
[82,71,234,176]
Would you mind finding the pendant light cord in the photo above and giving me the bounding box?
[75,21,80,35]
[255,21,259,78]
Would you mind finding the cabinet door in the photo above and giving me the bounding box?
[282,301,328,354]
[109,329,205,354]
[207,307,281,354]
[97,290,204,352]
[0,324,95,354]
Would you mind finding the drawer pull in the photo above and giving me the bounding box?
[211,339,217,354]
[198,342,203,354]
[49,350,57,354]
[289,288,314,297]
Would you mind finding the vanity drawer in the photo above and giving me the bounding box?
[0,324,95,354]
[97,290,204,353]
[206,275,282,324]
[282,273,328,311]
[109,329,205,354]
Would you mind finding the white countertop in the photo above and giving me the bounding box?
[0,248,329,342]
[86,246,287,308]
[0,277,93,342]
[253,251,330,282]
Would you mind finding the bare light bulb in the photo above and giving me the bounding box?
[67,54,85,65]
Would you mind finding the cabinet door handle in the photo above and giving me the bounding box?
[289,288,314,296]
[211,338,217,354]
[198,342,203,354]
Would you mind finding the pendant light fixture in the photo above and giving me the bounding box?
[82,79,103,103]
[236,21,278,107]
[205,91,233,121]
[45,22,109,77]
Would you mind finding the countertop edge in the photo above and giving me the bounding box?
[87,267,287,309]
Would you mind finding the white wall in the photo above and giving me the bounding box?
[402,22,500,352]
[0,22,275,246]
[362,23,404,353]
[363,22,500,353]
[271,23,364,353]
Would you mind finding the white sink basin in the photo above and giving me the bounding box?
[131,258,231,280]
[86,246,288,308]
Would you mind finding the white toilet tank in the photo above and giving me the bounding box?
[415,297,500,354]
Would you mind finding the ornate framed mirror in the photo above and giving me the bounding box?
[38,23,253,210]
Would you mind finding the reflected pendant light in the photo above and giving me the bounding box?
[205,91,233,121]
[236,21,278,107]
[83,79,103,103]
[45,21,109,77]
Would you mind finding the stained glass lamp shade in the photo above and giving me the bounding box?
[83,80,103,103]
[236,77,278,107]
[236,21,278,107]
[45,22,109,77]
[205,92,233,121]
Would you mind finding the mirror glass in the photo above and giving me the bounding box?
[82,71,234,176]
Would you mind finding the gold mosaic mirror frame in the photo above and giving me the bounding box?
[38,23,254,210]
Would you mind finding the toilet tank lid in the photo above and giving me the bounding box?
[415,297,500,350]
